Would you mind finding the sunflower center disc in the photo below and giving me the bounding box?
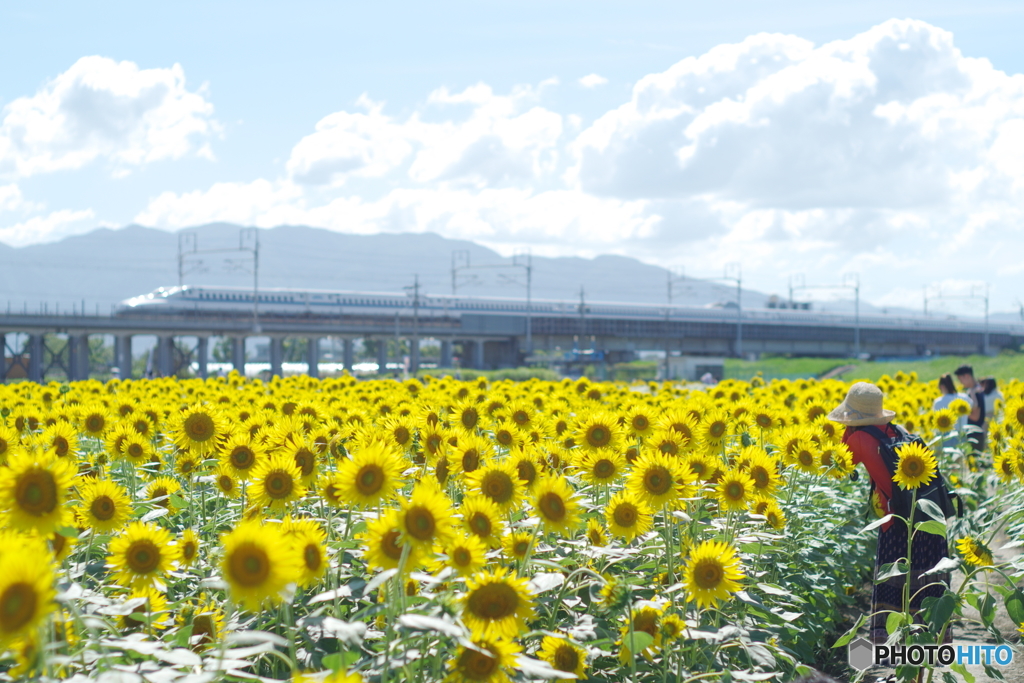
[304,545,321,570]
[92,496,115,521]
[128,541,160,574]
[407,508,436,540]
[232,448,255,469]
[357,466,383,495]
[232,545,270,586]
[695,560,724,590]
[484,474,513,504]
[461,649,497,678]
[18,472,57,515]
[267,473,292,498]
[470,514,491,536]
[554,646,579,673]
[1,583,37,631]
[470,583,517,619]
[540,493,566,522]
[594,460,614,478]
[613,504,637,527]
[644,467,671,495]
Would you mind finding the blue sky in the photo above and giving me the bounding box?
[2,2,1024,313]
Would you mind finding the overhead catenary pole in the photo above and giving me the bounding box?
[923,282,990,355]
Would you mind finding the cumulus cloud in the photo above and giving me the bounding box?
[9,19,1013,310]
[0,56,217,178]
[0,208,95,246]
[285,83,564,189]
[578,74,609,88]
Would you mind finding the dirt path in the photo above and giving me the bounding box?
[953,532,1023,683]
[859,532,1022,683]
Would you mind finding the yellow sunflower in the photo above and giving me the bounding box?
[623,404,656,439]
[180,529,200,568]
[462,568,534,639]
[618,604,663,664]
[213,464,241,499]
[120,431,155,467]
[0,449,76,534]
[173,404,227,455]
[460,496,505,548]
[333,438,406,508]
[604,490,653,543]
[626,449,693,509]
[585,519,609,547]
[108,521,180,588]
[532,475,581,535]
[79,407,111,438]
[682,540,745,609]
[446,636,520,683]
[398,482,456,550]
[0,549,56,648]
[574,412,622,453]
[443,534,489,576]
[220,432,264,480]
[574,449,626,485]
[466,461,524,513]
[249,452,307,511]
[145,476,182,514]
[220,520,301,611]
[359,509,423,573]
[291,525,328,588]
[501,531,534,564]
[0,424,19,462]
[37,421,79,459]
[76,479,133,533]
[956,536,993,567]
[743,450,781,496]
[892,441,938,490]
[716,469,755,513]
[538,634,588,679]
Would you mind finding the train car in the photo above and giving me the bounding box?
[115,285,998,334]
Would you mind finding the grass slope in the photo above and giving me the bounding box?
[725,352,1024,383]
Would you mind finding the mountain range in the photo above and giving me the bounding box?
[0,223,1017,322]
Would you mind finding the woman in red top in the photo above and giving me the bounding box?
[829,382,951,645]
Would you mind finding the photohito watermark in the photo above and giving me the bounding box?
[848,638,1014,670]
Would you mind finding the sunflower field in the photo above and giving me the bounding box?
[0,371,1022,683]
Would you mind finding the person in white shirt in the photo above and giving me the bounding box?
[932,373,971,448]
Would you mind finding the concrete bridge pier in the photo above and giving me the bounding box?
[441,339,453,368]
[306,336,319,378]
[343,338,354,371]
[68,334,90,381]
[377,339,388,375]
[156,336,174,377]
[269,337,284,377]
[29,335,43,382]
[114,335,133,379]
[465,339,485,370]
[231,337,246,375]
[196,337,209,379]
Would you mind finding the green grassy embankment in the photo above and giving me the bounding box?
[725,352,1024,383]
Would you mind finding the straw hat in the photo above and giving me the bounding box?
[827,382,895,426]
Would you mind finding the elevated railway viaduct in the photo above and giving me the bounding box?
[2,304,1020,382]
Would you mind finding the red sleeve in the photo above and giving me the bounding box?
[842,427,894,523]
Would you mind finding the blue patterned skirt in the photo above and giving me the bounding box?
[871,519,953,644]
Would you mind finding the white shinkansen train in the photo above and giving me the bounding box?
[116,285,999,332]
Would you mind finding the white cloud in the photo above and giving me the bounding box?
[578,74,609,88]
[286,83,564,189]
[0,56,217,178]
[9,18,1016,311]
[0,184,42,214]
[0,208,95,246]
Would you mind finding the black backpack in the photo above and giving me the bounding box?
[855,423,962,524]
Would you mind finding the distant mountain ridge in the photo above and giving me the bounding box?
[4,223,1012,322]
[0,223,768,313]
